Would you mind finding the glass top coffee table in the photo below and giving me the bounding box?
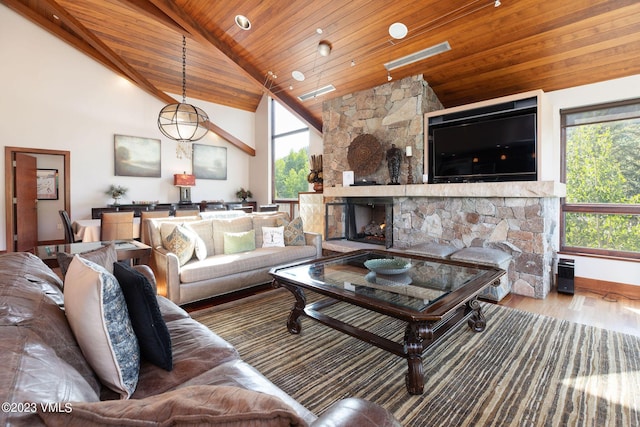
[270,249,505,395]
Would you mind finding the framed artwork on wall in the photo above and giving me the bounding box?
[36,168,58,200]
[114,134,161,177]
[193,144,227,180]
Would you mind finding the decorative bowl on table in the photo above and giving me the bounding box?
[364,258,411,275]
[365,271,412,286]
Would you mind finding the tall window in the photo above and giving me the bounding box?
[271,99,309,200]
[561,99,640,258]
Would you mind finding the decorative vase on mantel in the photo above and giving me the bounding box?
[313,181,323,193]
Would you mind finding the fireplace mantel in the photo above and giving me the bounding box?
[324,181,565,199]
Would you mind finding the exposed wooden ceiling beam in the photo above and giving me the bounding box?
[119,0,188,34]
[147,0,323,133]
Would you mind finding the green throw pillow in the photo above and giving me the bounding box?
[223,230,256,254]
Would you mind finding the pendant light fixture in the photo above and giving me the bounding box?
[158,35,209,159]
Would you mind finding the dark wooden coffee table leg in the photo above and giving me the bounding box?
[467,298,486,332]
[272,280,307,334]
[404,321,431,395]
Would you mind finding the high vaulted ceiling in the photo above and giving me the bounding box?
[4,0,640,154]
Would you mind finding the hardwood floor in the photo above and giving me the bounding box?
[499,289,640,337]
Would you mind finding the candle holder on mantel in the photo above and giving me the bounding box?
[406,146,414,184]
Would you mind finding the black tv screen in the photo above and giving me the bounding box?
[430,112,537,183]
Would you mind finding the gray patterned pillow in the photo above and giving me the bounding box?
[277,217,306,246]
[64,256,140,399]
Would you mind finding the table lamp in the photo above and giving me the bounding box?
[174,173,196,204]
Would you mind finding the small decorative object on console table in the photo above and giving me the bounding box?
[236,188,252,202]
[307,154,323,192]
[105,185,128,205]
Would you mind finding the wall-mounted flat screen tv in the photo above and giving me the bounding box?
[429,112,537,183]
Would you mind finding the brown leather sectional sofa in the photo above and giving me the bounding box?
[0,252,400,426]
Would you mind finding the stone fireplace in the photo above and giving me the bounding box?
[319,75,565,299]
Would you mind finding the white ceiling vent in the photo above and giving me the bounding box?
[384,41,451,71]
[298,85,336,101]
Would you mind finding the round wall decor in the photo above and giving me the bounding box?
[347,134,383,176]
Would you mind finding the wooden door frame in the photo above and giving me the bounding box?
[5,147,70,252]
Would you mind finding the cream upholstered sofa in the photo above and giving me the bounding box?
[146,211,322,305]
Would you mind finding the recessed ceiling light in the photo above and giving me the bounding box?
[292,70,305,81]
[235,15,251,30]
[318,41,332,57]
[316,28,323,34]
[389,22,408,39]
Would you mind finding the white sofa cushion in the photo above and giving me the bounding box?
[179,246,317,283]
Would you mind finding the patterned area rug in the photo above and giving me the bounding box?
[191,288,640,426]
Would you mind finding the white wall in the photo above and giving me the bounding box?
[547,75,640,286]
[0,5,254,250]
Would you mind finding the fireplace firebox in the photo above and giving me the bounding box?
[324,197,393,248]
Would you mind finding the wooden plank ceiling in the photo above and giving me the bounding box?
[4,0,640,150]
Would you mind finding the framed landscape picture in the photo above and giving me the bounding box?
[36,169,58,200]
[114,134,161,177]
[193,144,227,180]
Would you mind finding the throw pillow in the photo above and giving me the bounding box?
[192,234,208,261]
[252,212,288,248]
[223,230,256,254]
[56,243,117,279]
[262,226,285,248]
[160,223,196,266]
[38,385,308,427]
[277,217,306,246]
[212,216,253,255]
[113,262,173,371]
[185,220,214,257]
[63,256,140,399]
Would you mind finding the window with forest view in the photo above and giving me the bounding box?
[271,99,309,200]
[561,99,640,258]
